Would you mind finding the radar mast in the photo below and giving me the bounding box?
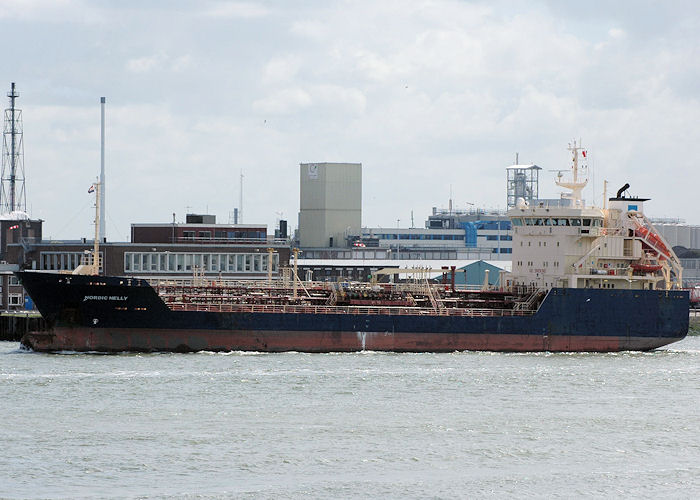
[555,139,588,207]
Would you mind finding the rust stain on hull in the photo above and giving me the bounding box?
[20,327,681,353]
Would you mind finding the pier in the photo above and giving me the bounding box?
[0,311,46,341]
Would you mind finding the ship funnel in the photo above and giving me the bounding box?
[616,183,630,198]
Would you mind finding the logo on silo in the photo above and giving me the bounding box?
[307,164,319,179]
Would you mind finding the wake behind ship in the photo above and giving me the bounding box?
[18,143,689,353]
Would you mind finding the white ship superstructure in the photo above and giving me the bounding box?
[508,141,682,291]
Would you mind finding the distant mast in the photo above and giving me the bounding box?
[99,97,106,241]
[1,82,27,215]
[239,169,244,224]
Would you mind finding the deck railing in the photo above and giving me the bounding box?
[148,276,542,317]
[166,302,534,317]
[147,277,530,296]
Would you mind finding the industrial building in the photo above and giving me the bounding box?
[294,258,511,284]
[654,221,700,250]
[425,208,512,258]
[298,162,361,248]
[7,214,290,280]
[362,227,466,247]
[650,220,700,284]
[295,161,516,261]
[506,164,541,208]
[8,240,287,279]
[131,213,271,244]
[297,244,494,261]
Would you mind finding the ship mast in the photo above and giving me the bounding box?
[92,181,101,275]
[72,181,101,275]
[555,139,588,207]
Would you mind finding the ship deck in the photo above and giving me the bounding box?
[148,277,541,317]
[166,302,536,317]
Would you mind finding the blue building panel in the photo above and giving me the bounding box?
[462,222,477,247]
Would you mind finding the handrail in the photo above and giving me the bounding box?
[165,302,535,317]
[147,277,527,296]
[513,287,546,311]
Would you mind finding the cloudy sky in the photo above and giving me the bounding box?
[0,0,698,240]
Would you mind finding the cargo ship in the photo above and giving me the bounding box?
[18,143,689,352]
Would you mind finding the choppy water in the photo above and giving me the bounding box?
[2,334,700,500]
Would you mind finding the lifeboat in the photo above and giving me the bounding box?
[635,226,670,257]
[630,262,663,273]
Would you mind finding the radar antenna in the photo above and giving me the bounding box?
[549,169,566,181]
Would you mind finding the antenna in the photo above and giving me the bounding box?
[239,169,244,224]
[1,82,27,214]
[603,180,608,210]
[589,154,595,207]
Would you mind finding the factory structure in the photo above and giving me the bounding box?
[292,162,541,282]
[296,162,530,260]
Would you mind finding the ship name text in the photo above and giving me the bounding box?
[83,295,128,302]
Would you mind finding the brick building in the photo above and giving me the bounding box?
[0,216,43,310]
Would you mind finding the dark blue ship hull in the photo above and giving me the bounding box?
[16,271,689,353]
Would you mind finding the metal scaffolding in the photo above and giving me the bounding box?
[1,82,27,214]
[506,164,540,209]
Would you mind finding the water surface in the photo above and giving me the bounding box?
[2,335,699,499]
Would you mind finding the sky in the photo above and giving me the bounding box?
[0,0,698,241]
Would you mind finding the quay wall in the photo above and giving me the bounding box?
[0,313,47,341]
